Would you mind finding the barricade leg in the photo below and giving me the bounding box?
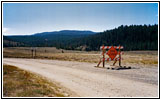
[119,54,121,66]
[97,59,102,67]
[103,59,105,67]
[113,60,117,66]
[119,46,121,66]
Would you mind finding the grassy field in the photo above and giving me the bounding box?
[3,47,158,67]
[3,65,71,97]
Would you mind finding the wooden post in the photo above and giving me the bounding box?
[97,59,102,67]
[119,45,121,66]
[119,54,121,66]
[35,49,36,58]
[103,55,105,67]
[31,49,33,58]
[113,60,117,66]
[102,49,105,67]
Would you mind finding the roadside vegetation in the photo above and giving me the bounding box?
[3,65,71,97]
[3,47,158,67]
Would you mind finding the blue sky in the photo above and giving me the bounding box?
[3,3,158,35]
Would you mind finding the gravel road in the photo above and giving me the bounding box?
[3,58,158,97]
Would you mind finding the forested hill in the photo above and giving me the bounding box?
[3,25,158,51]
[3,30,96,47]
[71,24,158,51]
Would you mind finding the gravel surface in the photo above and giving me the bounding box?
[3,58,158,97]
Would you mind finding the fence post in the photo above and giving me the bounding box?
[31,49,33,58]
[35,49,36,58]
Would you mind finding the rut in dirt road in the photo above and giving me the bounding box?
[3,58,158,97]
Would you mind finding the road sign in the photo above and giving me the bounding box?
[97,45,123,67]
[107,46,118,60]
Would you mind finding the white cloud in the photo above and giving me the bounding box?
[3,27,10,34]
[2,27,10,35]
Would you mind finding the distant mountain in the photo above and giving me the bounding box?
[3,25,158,51]
[3,30,96,47]
[33,30,95,36]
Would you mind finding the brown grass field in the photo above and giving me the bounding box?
[3,47,158,97]
[3,64,73,97]
[3,47,158,67]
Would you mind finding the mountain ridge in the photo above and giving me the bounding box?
[3,30,96,47]
[3,25,158,51]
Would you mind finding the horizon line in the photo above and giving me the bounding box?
[3,24,158,36]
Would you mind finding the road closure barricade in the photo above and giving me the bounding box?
[96,45,124,68]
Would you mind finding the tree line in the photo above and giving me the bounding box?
[3,24,158,51]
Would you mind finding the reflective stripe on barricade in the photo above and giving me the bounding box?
[101,57,121,61]
[100,46,123,50]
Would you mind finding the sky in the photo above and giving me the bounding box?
[3,3,158,35]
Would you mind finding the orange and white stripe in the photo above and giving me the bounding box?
[102,57,121,61]
[100,46,123,50]
[106,58,120,61]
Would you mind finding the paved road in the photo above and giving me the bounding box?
[3,58,158,97]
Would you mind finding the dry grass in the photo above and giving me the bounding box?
[3,65,70,97]
[3,47,158,66]
[122,51,158,66]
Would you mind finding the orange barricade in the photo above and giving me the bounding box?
[97,45,123,67]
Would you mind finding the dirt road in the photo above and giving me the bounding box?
[3,58,158,97]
